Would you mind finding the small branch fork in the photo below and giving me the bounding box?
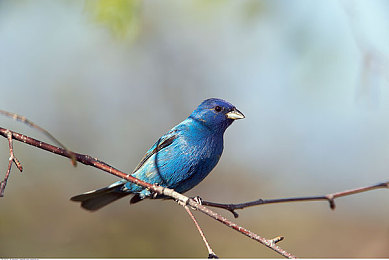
[0,130,23,197]
[200,181,389,218]
[0,127,295,258]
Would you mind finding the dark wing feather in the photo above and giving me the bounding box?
[132,131,178,173]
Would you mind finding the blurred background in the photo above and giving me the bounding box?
[1,0,389,257]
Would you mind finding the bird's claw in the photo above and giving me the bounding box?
[186,196,203,210]
[192,196,203,205]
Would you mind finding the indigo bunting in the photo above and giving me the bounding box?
[71,98,244,211]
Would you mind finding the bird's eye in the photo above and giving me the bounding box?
[214,106,222,112]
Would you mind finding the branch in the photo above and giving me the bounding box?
[0,127,295,258]
[200,181,389,218]
[184,205,218,258]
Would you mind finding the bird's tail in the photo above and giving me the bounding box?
[70,182,129,211]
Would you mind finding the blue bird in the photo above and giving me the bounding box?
[71,98,244,211]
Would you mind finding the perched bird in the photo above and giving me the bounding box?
[71,98,244,211]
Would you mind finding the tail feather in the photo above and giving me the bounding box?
[70,183,128,211]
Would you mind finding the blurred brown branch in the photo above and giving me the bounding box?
[340,2,389,104]
[0,109,77,166]
[0,126,295,259]
[200,181,389,218]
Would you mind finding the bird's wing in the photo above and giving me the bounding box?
[132,130,178,173]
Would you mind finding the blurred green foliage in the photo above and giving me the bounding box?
[85,0,141,39]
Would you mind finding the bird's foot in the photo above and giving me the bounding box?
[192,196,203,205]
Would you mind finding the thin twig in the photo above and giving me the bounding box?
[0,110,77,166]
[200,181,389,218]
[184,205,218,258]
[0,130,23,197]
[0,127,295,258]
[185,198,293,258]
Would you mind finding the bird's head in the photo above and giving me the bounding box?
[189,98,245,133]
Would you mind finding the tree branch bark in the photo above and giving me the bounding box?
[200,181,389,218]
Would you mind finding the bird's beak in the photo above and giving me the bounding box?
[226,108,245,120]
